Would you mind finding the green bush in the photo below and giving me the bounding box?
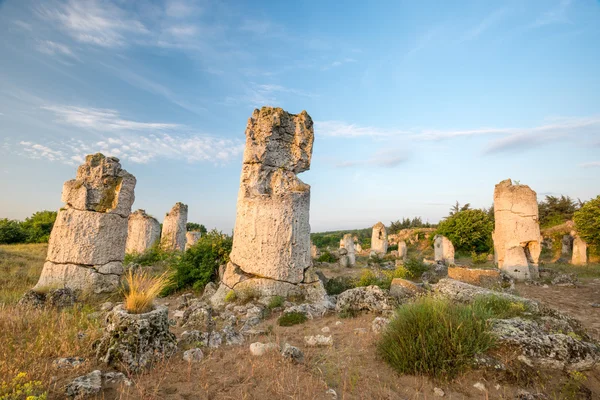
[378,296,496,379]
[0,219,26,244]
[436,209,494,254]
[171,230,233,291]
[403,258,428,278]
[471,252,488,265]
[324,276,356,295]
[573,195,600,248]
[0,211,57,244]
[317,251,338,263]
[278,311,307,326]
[124,245,177,266]
[267,295,284,309]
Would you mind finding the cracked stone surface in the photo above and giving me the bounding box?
[34,154,135,295]
[493,179,541,280]
[225,107,315,298]
[161,202,188,251]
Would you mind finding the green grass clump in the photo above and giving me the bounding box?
[278,312,307,327]
[378,296,496,379]
[317,252,338,263]
[124,245,177,267]
[224,290,237,303]
[324,276,356,295]
[471,295,526,319]
[403,258,429,278]
[267,295,284,310]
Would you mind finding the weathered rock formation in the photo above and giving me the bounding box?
[371,222,388,255]
[214,107,324,301]
[161,202,188,251]
[125,209,160,254]
[493,179,541,280]
[572,237,587,265]
[434,235,455,265]
[397,240,407,261]
[34,154,135,294]
[341,234,356,266]
[561,234,574,257]
[185,231,202,251]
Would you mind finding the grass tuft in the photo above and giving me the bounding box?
[123,269,172,314]
[278,311,307,327]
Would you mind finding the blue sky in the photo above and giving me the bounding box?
[0,0,599,233]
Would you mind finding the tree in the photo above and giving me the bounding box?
[0,219,27,244]
[22,210,57,243]
[538,195,578,228]
[436,209,493,253]
[573,196,600,248]
[186,222,207,235]
[449,201,471,216]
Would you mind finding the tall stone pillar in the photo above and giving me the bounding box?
[492,179,541,280]
[161,202,188,251]
[34,153,136,294]
[126,209,161,254]
[572,237,587,265]
[371,222,388,255]
[434,235,455,265]
[341,233,356,266]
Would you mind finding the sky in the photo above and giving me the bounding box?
[0,0,599,233]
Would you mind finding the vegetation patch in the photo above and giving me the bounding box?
[123,269,172,314]
[436,209,494,254]
[267,295,284,309]
[0,372,47,400]
[378,296,496,379]
[324,276,356,295]
[316,251,338,263]
[278,311,307,327]
[471,295,527,319]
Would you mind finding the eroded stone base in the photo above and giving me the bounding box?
[34,261,122,294]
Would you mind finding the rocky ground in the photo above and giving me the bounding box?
[2,244,600,399]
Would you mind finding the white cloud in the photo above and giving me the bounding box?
[322,58,357,71]
[580,161,600,168]
[531,0,572,28]
[42,105,179,131]
[13,20,33,31]
[37,0,149,48]
[36,40,78,59]
[165,0,201,18]
[166,25,198,37]
[315,121,407,137]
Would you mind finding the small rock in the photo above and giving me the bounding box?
[103,372,132,386]
[304,335,333,346]
[53,357,85,369]
[353,328,368,335]
[591,303,600,308]
[473,382,486,392]
[371,317,390,334]
[65,370,102,399]
[100,302,114,312]
[433,387,445,397]
[183,348,204,363]
[249,342,279,356]
[321,327,330,333]
[281,343,304,363]
[326,388,338,399]
[335,321,342,326]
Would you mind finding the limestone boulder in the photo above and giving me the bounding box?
[161,202,188,251]
[47,209,128,265]
[389,278,423,300]
[126,210,160,254]
[371,222,388,255]
[335,286,393,313]
[61,153,136,218]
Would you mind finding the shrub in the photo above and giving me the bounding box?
[471,295,526,319]
[403,258,428,278]
[471,252,488,265]
[171,230,233,291]
[21,211,57,243]
[0,372,47,400]
[436,209,494,254]
[186,222,207,235]
[124,245,177,266]
[378,296,496,379]
[573,195,600,248]
[0,220,26,245]
[324,276,356,295]
[267,296,284,309]
[123,269,172,314]
[317,251,337,263]
[278,312,307,327]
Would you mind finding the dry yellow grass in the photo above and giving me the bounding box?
[123,268,172,314]
[0,243,47,304]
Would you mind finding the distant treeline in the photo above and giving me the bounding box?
[0,211,57,244]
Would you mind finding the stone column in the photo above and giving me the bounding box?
[185,231,202,251]
[572,237,587,265]
[215,107,324,301]
[492,179,541,280]
[126,209,161,254]
[397,240,408,261]
[434,235,455,265]
[161,202,188,251]
[34,153,136,294]
[371,222,388,255]
[341,233,356,266]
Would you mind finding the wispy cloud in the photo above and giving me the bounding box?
[37,0,149,48]
[579,161,600,168]
[315,121,407,138]
[531,0,573,28]
[322,58,357,71]
[334,149,409,169]
[165,0,202,19]
[458,8,509,43]
[224,82,315,107]
[36,40,78,60]
[13,20,32,31]
[14,104,243,165]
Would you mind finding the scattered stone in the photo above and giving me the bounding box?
[95,305,177,373]
[326,388,337,399]
[473,382,486,392]
[371,317,391,333]
[53,357,85,369]
[335,321,343,326]
[492,179,541,280]
[371,222,388,255]
[35,154,135,295]
[161,202,188,251]
[321,326,330,333]
[336,285,392,313]
[354,328,368,335]
[434,235,455,265]
[222,325,245,346]
[65,370,102,399]
[125,209,161,254]
[102,372,132,387]
[551,273,578,287]
[433,387,445,397]
[389,278,423,300]
[304,335,333,346]
[592,303,600,308]
[19,288,77,309]
[249,342,279,356]
[183,348,204,363]
[281,343,304,363]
